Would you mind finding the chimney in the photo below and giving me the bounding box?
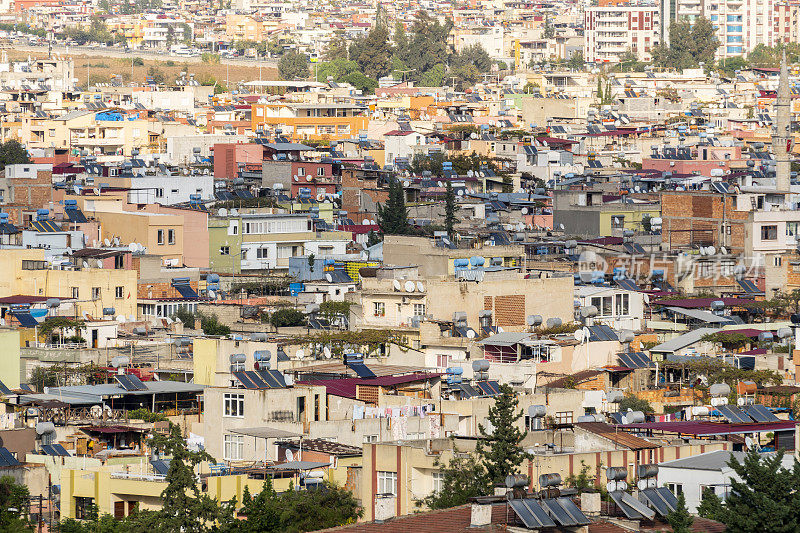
[470,503,492,527]
[773,51,792,194]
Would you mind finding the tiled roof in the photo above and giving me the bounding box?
[575,422,659,450]
[317,504,507,532]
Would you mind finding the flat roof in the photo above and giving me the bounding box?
[618,420,796,436]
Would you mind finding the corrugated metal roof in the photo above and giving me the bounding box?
[620,420,796,436]
[649,327,720,353]
[665,307,733,324]
[477,332,532,346]
[574,422,659,450]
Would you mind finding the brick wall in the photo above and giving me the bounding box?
[494,295,525,326]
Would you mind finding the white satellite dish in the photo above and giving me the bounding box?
[104,238,111,247]
[404,280,415,292]
[82,260,89,269]
[296,349,305,360]
[325,273,333,282]
[230,209,238,216]
[437,181,443,187]
[466,329,476,338]
[128,243,137,253]
[574,329,584,342]
[497,326,504,333]
[306,175,312,181]
[559,224,565,230]
[96,259,103,268]
[521,207,529,215]
[393,280,402,291]
[457,190,463,196]
[208,290,216,299]
[323,346,332,359]
[218,208,228,217]
[293,176,299,182]
[113,237,120,246]
[285,449,294,462]
[116,315,126,323]
[416,281,425,292]
[720,247,728,255]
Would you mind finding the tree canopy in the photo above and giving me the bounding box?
[377,179,410,235]
[651,17,718,71]
[0,140,30,170]
[278,51,309,80]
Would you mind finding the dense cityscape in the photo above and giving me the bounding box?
[0,0,797,531]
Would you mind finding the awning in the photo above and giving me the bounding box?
[267,461,329,471]
[229,427,304,439]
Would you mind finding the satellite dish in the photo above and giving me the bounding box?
[230,209,238,216]
[128,243,137,253]
[574,329,584,342]
[113,237,120,246]
[82,261,89,269]
[325,273,333,282]
[416,281,425,292]
[393,280,402,291]
[404,280,415,292]
[96,259,103,268]
[323,346,332,358]
[104,238,111,247]
[218,208,228,217]
[296,349,305,359]
[559,224,565,230]
[208,290,216,299]
[466,329,476,339]
[720,247,728,255]
[285,449,294,462]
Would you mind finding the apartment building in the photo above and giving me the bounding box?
[250,103,370,142]
[208,212,350,274]
[584,6,660,63]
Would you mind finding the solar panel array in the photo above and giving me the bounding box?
[742,404,780,422]
[610,490,656,520]
[715,404,754,423]
[115,374,147,391]
[0,379,12,395]
[0,447,19,466]
[510,499,556,529]
[510,497,590,528]
[640,487,678,517]
[11,310,38,327]
[737,279,761,293]
[456,381,502,398]
[617,352,653,369]
[616,278,641,291]
[41,444,70,457]
[587,160,603,168]
[587,324,618,342]
[348,362,377,379]
[233,370,288,389]
[151,459,171,475]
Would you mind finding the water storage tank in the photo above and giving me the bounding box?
[505,474,529,488]
[692,406,710,416]
[709,383,731,397]
[637,464,659,479]
[625,411,645,423]
[527,315,543,326]
[250,332,268,342]
[577,415,597,423]
[618,330,635,343]
[46,298,60,308]
[110,356,130,368]
[777,328,793,339]
[229,353,246,364]
[253,350,271,361]
[758,331,774,342]
[539,473,562,487]
[35,422,56,436]
[606,467,628,481]
[472,360,490,372]
[446,367,463,375]
[528,405,547,418]
[546,317,562,329]
[580,306,598,318]
[737,381,757,395]
[606,390,624,403]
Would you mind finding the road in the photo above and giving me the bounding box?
[13,44,279,68]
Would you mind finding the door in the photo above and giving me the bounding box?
[114,501,125,520]
[91,329,98,349]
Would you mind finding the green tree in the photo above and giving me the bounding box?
[324,31,349,61]
[0,140,29,170]
[366,229,381,247]
[543,16,555,39]
[165,25,175,49]
[394,12,453,84]
[278,50,309,80]
[376,179,410,235]
[149,424,226,533]
[476,384,530,486]
[423,450,490,510]
[349,25,392,79]
[567,50,584,70]
[269,308,306,331]
[717,448,800,532]
[564,460,595,492]
[652,17,718,70]
[444,181,458,240]
[697,487,726,522]
[0,476,32,532]
[146,65,166,85]
[198,313,230,336]
[666,493,694,533]
[318,301,352,326]
[618,394,654,413]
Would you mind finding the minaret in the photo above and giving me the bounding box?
[774,51,792,193]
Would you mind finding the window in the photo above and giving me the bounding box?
[115,286,124,299]
[220,246,230,256]
[21,260,47,270]
[71,287,79,299]
[155,188,163,198]
[297,167,305,176]
[437,354,450,367]
[775,256,783,267]
[157,229,164,245]
[373,302,385,317]
[364,434,378,443]
[432,472,445,494]
[223,434,244,461]
[91,287,101,300]
[615,293,629,315]
[555,411,573,425]
[413,303,426,317]
[75,497,95,520]
[114,255,124,269]
[668,483,683,496]
[224,393,244,417]
[377,471,397,496]
[591,296,613,316]
[761,225,778,240]
[317,167,325,176]
[168,229,175,245]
